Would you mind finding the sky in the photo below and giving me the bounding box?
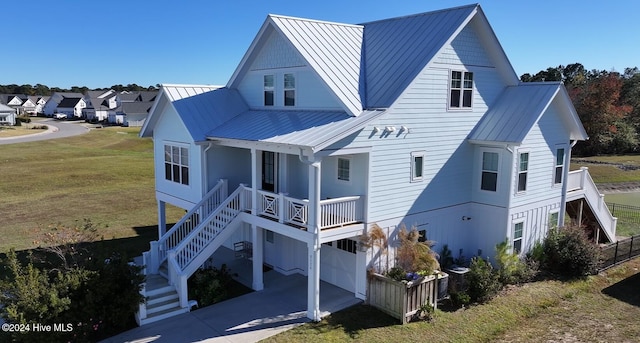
[2,0,638,89]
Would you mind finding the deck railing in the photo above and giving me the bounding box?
[567,167,617,242]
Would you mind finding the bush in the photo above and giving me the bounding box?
[466,257,501,303]
[541,225,601,278]
[495,240,539,285]
[188,264,244,308]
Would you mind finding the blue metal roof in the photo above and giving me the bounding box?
[360,4,477,108]
[468,82,587,144]
[207,109,385,152]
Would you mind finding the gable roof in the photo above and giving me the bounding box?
[228,15,364,116]
[0,103,15,113]
[57,97,83,108]
[360,4,477,108]
[468,82,588,144]
[140,84,248,142]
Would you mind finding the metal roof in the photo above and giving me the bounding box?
[270,15,364,117]
[144,84,248,141]
[207,109,385,152]
[0,103,14,112]
[468,82,587,144]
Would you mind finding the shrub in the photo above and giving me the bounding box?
[188,264,243,308]
[495,240,539,285]
[541,225,601,278]
[466,257,501,303]
[396,225,440,274]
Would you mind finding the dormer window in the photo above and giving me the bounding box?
[284,73,295,106]
[450,70,473,109]
[264,75,274,106]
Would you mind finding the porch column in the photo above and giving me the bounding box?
[250,148,264,290]
[157,200,166,238]
[355,249,367,300]
[252,225,264,291]
[307,160,321,321]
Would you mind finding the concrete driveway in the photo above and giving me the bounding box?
[102,271,361,343]
[0,118,90,144]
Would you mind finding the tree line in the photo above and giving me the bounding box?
[0,83,159,96]
[521,63,640,156]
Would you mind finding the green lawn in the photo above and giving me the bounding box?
[571,155,640,183]
[266,258,640,343]
[0,127,183,255]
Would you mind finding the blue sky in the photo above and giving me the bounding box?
[2,0,638,89]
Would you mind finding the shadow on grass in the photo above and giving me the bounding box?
[312,304,398,338]
[602,272,640,307]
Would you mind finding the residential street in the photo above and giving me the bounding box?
[0,118,90,145]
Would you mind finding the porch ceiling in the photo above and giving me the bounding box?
[206,109,385,153]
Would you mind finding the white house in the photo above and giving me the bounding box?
[55,97,86,118]
[43,92,84,116]
[138,4,616,325]
[0,103,16,125]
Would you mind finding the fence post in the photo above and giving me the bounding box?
[613,242,619,265]
[610,203,615,216]
[629,236,634,260]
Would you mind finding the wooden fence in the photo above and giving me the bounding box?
[600,234,640,271]
[368,272,447,324]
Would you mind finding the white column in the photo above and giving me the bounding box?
[307,160,321,321]
[157,200,166,238]
[252,225,264,291]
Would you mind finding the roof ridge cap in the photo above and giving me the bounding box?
[359,3,478,25]
[268,14,363,28]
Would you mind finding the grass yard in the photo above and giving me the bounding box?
[0,124,48,137]
[265,258,640,343]
[0,127,183,255]
[571,155,640,183]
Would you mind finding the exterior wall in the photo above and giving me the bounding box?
[125,113,147,127]
[320,154,368,199]
[205,146,252,191]
[321,242,356,292]
[470,145,512,208]
[263,230,307,275]
[152,102,203,209]
[0,111,16,125]
[236,27,343,111]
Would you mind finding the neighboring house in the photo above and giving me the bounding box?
[83,90,118,122]
[138,4,616,325]
[20,97,37,115]
[43,92,84,116]
[31,96,49,115]
[108,101,153,126]
[0,103,16,125]
[55,97,86,118]
[0,94,28,115]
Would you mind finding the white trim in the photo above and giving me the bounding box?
[552,144,567,187]
[515,149,530,195]
[410,151,426,182]
[284,72,296,107]
[447,69,474,111]
[336,156,352,184]
[162,141,191,187]
[512,220,525,255]
[479,148,500,192]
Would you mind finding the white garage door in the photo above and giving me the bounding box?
[320,240,357,293]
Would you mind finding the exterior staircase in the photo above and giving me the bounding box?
[136,180,246,326]
[566,167,617,242]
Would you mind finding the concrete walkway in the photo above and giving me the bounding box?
[102,271,361,343]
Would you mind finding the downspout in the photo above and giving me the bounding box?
[504,144,515,254]
[559,140,578,226]
[203,142,214,195]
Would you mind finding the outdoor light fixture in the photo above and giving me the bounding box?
[384,126,395,133]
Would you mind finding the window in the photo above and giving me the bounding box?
[264,75,274,106]
[450,70,473,108]
[481,151,498,191]
[265,230,274,243]
[518,152,529,192]
[418,229,426,243]
[336,239,357,254]
[284,73,295,106]
[337,157,350,182]
[411,152,425,182]
[513,222,523,254]
[164,144,189,185]
[549,212,559,229]
[554,148,565,184]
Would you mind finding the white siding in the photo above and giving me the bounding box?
[321,244,356,292]
[250,27,306,70]
[205,146,252,191]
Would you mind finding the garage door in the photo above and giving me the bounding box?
[320,240,356,293]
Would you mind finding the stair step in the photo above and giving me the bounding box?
[139,305,189,326]
[147,298,181,315]
[147,290,179,306]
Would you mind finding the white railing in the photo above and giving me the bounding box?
[566,167,617,242]
[172,185,245,271]
[153,179,228,268]
[285,197,309,226]
[320,196,364,228]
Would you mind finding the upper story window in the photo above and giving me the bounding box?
[164,144,189,185]
[411,151,425,182]
[517,152,529,192]
[481,151,498,192]
[284,73,295,106]
[337,157,350,182]
[450,70,473,109]
[554,148,565,184]
[264,75,274,106]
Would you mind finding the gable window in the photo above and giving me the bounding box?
[164,144,189,185]
[264,75,274,106]
[517,152,529,192]
[284,73,295,106]
[337,157,350,182]
[450,70,473,108]
[411,151,425,182]
[554,148,565,184]
[513,222,523,254]
[481,151,498,191]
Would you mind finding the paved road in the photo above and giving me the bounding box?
[0,118,90,145]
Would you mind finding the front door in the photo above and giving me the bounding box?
[262,151,277,192]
